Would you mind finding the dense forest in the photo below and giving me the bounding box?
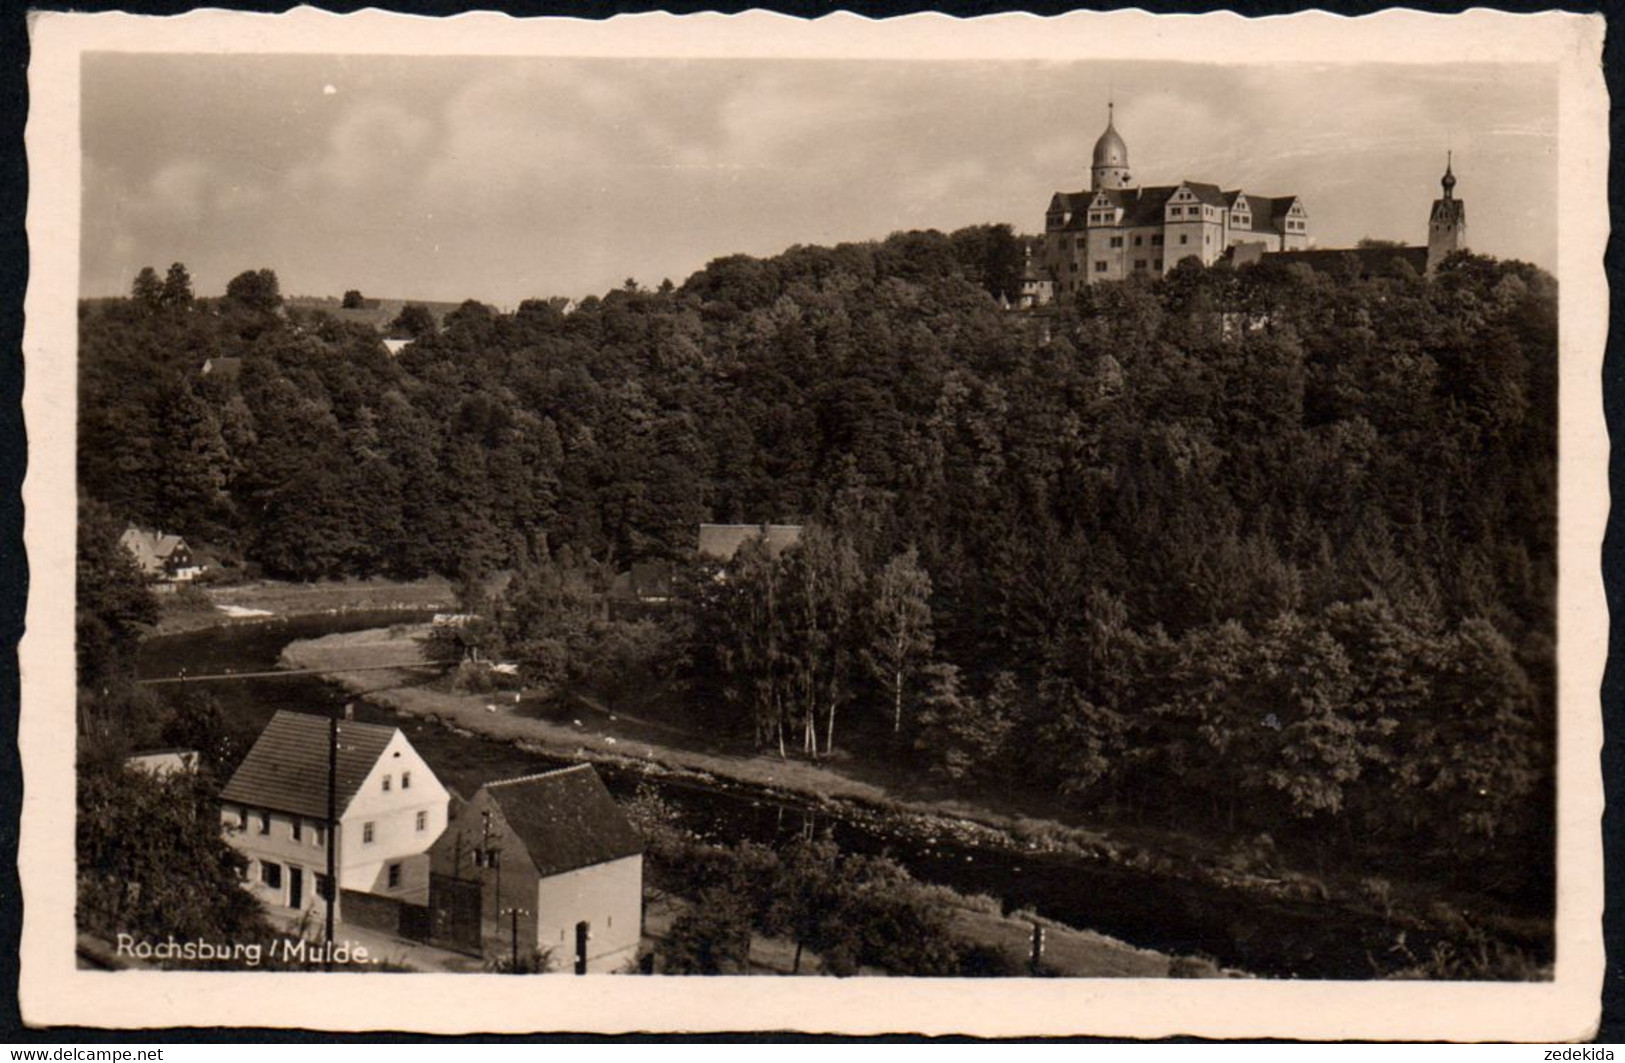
[78,225,1558,907]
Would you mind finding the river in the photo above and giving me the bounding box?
[137,610,1472,980]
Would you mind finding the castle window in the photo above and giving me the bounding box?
[1109,237,1123,248]
[1094,261,1108,273]
[1069,262,1079,273]
[1134,259,1147,270]
[1154,260,1163,270]
[1134,236,1143,246]
[1077,237,1086,249]
[1180,235,1189,245]
[1151,235,1163,246]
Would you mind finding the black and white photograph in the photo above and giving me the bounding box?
[19,8,1608,1039]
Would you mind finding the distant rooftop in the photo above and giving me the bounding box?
[697,523,804,561]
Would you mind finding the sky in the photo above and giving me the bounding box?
[80,54,1557,305]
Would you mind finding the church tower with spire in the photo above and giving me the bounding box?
[1427,153,1467,272]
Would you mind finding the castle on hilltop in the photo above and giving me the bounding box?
[1024,107,1468,305]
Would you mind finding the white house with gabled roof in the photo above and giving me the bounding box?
[219,710,450,916]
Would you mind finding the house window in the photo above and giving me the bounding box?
[1205,234,1212,245]
[402,771,411,790]
[1069,262,1079,273]
[1180,235,1189,245]
[387,863,402,889]
[1094,261,1108,273]
[292,818,302,842]
[1169,207,1181,217]
[261,861,282,890]
[1151,235,1163,246]
[416,810,428,832]
[363,821,375,844]
[237,806,248,830]
[259,811,271,836]
[1154,260,1164,270]
[1109,236,1123,248]
[314,823,325,847]
[315,874,332,901]
[1076,237,1085,249]
[1134,259,1147,270]
[382,774,391,792]
[1134,235,1143,246]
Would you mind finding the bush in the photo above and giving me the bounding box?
[659,887,753,974]
[451,660,494,694]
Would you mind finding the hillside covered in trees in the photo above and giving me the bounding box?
[79,226,1557,912]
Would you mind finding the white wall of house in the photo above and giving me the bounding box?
[219,807,333,916]
[338,730,450,904]
[221,730,451,912]
[532,854,644,974]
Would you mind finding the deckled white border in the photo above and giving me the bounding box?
[21,8,1608,1039]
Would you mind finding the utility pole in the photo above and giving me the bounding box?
[501,907,529,973]
[479,810,503,941]
[324,711,339,972]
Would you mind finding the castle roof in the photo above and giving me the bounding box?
[1050,184,1304,235]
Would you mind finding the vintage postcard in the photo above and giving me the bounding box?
[19,7,1608,1039]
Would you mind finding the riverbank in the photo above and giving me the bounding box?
[284,626,1538,976]
[151,578,457,636]
[282,627,1210,977]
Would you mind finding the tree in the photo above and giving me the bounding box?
[131,267,162,310]
[659,886,754,974]
[224,268,281,313]
[160,262,193,309]
[76,499,159,696]
[342,289,365,309]
[913,663,1014,781]
[388,302,436,340]
[77,763,273,960]
[864,547,934,734]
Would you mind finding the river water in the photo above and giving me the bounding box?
[137,611,1478,979]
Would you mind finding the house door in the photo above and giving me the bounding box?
[574,921,590,974]
[289,867,304,910]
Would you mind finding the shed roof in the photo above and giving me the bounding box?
[697,523,803,561]
[220,710,397,820]
[485,765,644,877]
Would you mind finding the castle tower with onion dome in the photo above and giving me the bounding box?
[1091,103,1133,191]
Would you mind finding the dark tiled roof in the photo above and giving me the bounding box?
[221,710,396,820]
[485,765,644,877]
[698,523,803,561]
[1181,181,1228,207]
[1266,196,1302,223]
[1121,187,1178,227]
